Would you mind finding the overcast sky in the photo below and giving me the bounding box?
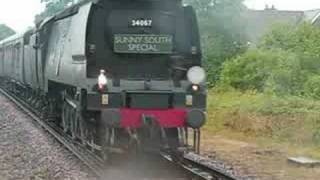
[244,0,320,10]
[1,0,320,33]
[0,0,43,33]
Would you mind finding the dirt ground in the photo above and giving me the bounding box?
[201,133,320,180]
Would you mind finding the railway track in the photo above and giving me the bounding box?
[0,87,106,177]
[161,152,237,180]
[0,87,237,180]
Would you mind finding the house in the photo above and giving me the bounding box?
[304,9,320,25]
[243,6,320,44]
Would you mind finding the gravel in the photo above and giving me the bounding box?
[0,94,97,180]
[0,92,243,180]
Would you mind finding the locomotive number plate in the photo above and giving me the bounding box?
[114,34,173,54]
[131,19,152,27]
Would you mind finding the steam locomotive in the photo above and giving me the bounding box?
[0,0,206,157]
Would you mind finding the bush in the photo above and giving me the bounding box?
[219,49,306,95]
[219,23,320,97]
[264,52,305,95]
[219,49,271,91]
[304,75,320,99]
[259,23,297,51]
[207,22,320,150]
[260,22,320,57]
[206,90,320,145]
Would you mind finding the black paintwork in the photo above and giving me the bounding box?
[0,0,206,151]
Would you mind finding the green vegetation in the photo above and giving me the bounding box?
[220,23,320,98]
[206,90,320,146]
[0,24,15,41]
[36,0,75,21]
[220,49,299,94]
[185,0,248,85]
[37,0,248,86]
[207,22,320,149]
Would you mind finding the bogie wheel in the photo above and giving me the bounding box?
[101,128,111,162]
[79,114,88,146]
[62,102,69,133]
[70,108,77,140]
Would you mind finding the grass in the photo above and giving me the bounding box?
[205,89,320,157]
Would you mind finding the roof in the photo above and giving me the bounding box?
[243,8,320,43]
[0,26,36,46]
[243,9,304,43]
[0,33,23,45]
[303,9,320,23]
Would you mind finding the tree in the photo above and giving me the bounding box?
[220,23,320,98]
[0,24,15,41]
[36,0,75,21]
[184,0,248,85]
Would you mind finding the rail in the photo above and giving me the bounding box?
[0,86,237,180]
[161,152,237,180]
[0,88,106,177]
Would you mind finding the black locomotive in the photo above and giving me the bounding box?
[0,0,206,157]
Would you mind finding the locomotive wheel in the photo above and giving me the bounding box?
[166,128,180,149]
[70,108,76,140]
[71,108,84,142]
[62,102,70,133]
[72,109,82,141]
[40,103,49,119]
[79,114,87,146]
[40,98,49,119]
[101,128,111,161]
[62,99,88,144]
[88,130,96,152]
